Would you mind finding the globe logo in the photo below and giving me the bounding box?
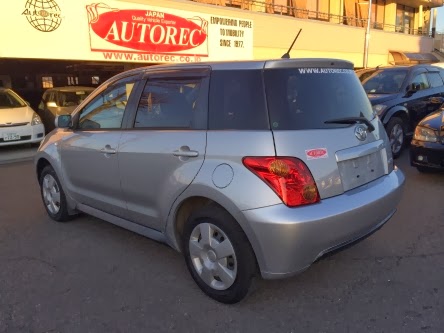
[22,0,63,32]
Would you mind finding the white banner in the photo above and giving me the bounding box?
[0,0,253,63]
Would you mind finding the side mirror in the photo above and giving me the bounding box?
[47,101,57,108]
[55,115,72,129]
[406,83,420,94]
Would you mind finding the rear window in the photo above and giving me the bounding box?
[264,68,374,130]
[209,70,269,130]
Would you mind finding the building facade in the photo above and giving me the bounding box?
[0,0,443,107]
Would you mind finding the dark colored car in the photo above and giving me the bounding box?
[410,98,444,172]
[362,65,444,158]
[355,65,392,82]
[38,86,94,133]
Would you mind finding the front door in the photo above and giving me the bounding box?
[118,70,209,230]
[60,75,140,218]
[404,72,436,131]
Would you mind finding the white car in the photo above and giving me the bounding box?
[431,62,444,69]
[0,88,45,146]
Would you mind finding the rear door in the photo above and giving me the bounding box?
[264,61,391,199]
[118,67,209,231]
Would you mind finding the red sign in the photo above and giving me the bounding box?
[87,4,208,53]
[305,148,328,160]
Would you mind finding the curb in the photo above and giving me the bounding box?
[0,156,35,166]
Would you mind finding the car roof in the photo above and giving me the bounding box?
[46,86,95,92]
[106,58,355,85]
[143,58,353,70]
[367,64,441,72]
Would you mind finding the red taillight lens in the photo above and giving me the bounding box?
[242,157,320,207]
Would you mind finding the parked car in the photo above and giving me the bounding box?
[362,64,444,158]
[410,97,444,172]
[355,65,391,82]
[431,62,444,69]
[38,86,94,133]
[0,88,44,147]
[35,59,405,303]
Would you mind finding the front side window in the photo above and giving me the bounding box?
[411,73,430,90]
[134,78,204,129]
[78,77,136,130]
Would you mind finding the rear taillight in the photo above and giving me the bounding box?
[242,157,320,207]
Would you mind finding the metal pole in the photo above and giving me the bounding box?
[363,0,372,68]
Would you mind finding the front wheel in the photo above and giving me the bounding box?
[183,204,257,304]
[386,117,406,159]
[39,165,71,222]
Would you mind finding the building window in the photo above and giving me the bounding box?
[396,5,415,34]
[371,0,385,29]
[307,0,330,21]
[67,76,79,85]
[92,76,100,85]
[42,76,53,89]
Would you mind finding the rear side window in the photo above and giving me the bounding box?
[426,72,444,88]
[134,78,206,129]
[264,68,374,130]
[209,70,269,130]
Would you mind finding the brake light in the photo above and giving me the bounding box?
[242,157,320,207]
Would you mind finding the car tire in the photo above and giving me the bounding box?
[39,165,71,222]
[386,117,406,159]
[183,204,257,304]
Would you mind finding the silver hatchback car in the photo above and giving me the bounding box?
[35,59,405,303]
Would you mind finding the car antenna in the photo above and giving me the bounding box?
[281,29,302,59]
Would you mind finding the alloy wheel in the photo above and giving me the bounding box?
[389,123,404,155]
[42,174,61,215]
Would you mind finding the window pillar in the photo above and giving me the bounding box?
[383,0,396,32]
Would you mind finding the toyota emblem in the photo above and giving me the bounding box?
[355,125,367,141]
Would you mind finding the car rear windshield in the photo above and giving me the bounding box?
[264,68,374,130]
[362,69,408,94]
[57,90,93,107]
[0,90,27,109]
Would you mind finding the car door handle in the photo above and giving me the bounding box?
[100,145,117,154]
[173,147,199,158]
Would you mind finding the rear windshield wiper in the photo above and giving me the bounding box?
[324,117,375,132]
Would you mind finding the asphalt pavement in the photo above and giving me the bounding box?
[0,152,443,333]
[0,144,37,165]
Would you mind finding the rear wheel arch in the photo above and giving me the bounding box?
[382,108,410,129]
[174,196,213,251]
[172,197,259,270]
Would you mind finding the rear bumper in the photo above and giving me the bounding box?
[242,167,405,279]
